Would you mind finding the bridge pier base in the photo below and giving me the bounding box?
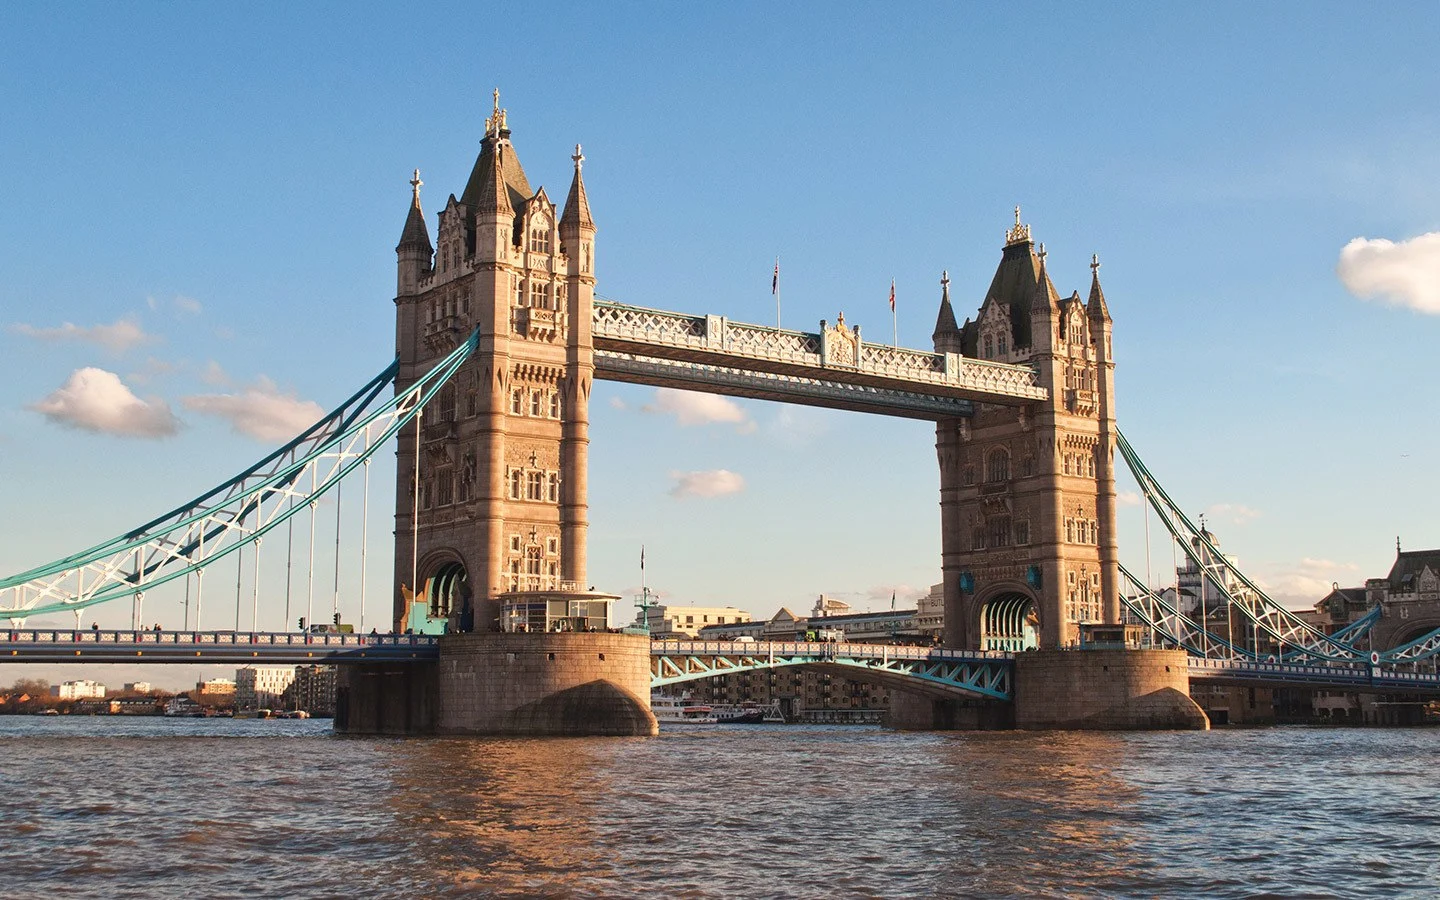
[1014,649,1209,730]
[887,691,1013,730]
[336,632,656,736]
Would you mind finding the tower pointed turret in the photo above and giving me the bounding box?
[396,169,433,297]
[1086,254,1111,323]
[932,269,962,353]
[560,144,595,231]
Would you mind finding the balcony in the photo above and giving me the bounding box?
[517,306,561,339]
[423,315,463,354]
[1066,388,1097,415]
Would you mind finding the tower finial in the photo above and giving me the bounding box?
[572,143,584,170]
[1037,242,1047,266]
[410,168,423,202]
[493,87,500,118]
[941,269,950,298]
[1005,206,1031,245]
[1091,253,1101,276]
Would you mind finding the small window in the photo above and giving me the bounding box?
[547,472,559,503]
[530,391,542,417]
[511,389,523,415]
[546,536,558,554]
[963,467,975,486]
[997,335,1008,356]
[510,535,521,553]
[509,469,522,500]
[1015,520,1030,545]
[549,392,561,419]
[527,471,544,501]
[983,335,994,359]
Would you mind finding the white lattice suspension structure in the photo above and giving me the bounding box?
[1,332,479,624]
[593,300,1047,411]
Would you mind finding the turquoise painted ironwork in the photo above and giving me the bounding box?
[650,640,1013,701]
[1,332,480,622]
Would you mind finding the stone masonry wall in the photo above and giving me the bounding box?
[437,632,656,736]
[1014,649,1208,730]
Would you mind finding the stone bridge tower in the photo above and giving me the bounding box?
[934,211,1120,650]
[391,97,596,633]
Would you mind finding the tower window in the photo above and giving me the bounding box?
[986,449,1009,483]
[549,391,560,419]
[983,335,994,359]
[530,281,549,309]
[527,471,544,501]
[509,469,523,500]
[547,472,559,503]
[529,227,551,254]
[511,389,523,415]
[997,335,1008,355]
[530,390,542,416]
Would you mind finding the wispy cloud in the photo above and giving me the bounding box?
[182,377,323,442]
[1205,503,1261,526]
[1117,489,1142,507]
[9,316,156,354]
[200,360,231,386]
[146,294,203,316]
[1337,232,1440,314]
[668,469,746,499]
[28,367,179,438]
[643,388,754,433]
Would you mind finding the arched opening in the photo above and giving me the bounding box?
[979,592,1038,652]
[427,562,469,624]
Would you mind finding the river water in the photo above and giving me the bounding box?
[0,718,1436,898]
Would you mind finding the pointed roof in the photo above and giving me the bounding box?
[460,127,532,219]
[561,144,595,230]
[932,269,960,342]
[396,169,432,252]
[1086,254,1111,322]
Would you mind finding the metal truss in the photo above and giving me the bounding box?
[1118,429,1440,664]
[1,332,479,623]
[595,351,975,419]
[650,641,1013,701]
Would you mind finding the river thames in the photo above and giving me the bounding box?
[1,718,1436,898]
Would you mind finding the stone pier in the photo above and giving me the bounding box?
[335,631,656,736]
[1012,649,1208,730]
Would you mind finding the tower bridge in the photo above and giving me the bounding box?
[6,98,1438,734]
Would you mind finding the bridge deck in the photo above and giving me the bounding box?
[592,300,1045,419]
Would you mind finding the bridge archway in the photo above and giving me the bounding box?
[977,588,1038,652]
[1389,619,1440,651]
[425,561,471,630]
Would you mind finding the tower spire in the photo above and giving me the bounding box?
[561,142,595,230]
[1087,252,1111,322]
[397,168,432,251]
[932,269,960,350]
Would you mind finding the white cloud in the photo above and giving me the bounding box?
[668,469,746,499]
[182,377,324,443]
[643,388,753,431]
[200,360,231,386]
[9,316,156,354]
[1205,503,1260,526]
[28,367,179,438]
[608,396,629,411]
[126,357,178,386]
[1117,490,1142,507]
[173,295,203,315]
[1337,232,1440,314]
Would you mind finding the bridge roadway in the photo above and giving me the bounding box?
[4,630,1438,698]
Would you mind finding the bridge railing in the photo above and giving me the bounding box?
[652,639,1012,662]
[1,629,439,649]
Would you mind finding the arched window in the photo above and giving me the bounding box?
[997,334,1008,356]
[1066,519,1075,543]
[549,391,561,419]
[983,335,994,359]
[509,469,522,500]
[986,448,1010,483]
[526,546,543,577]
[510,389,523,415]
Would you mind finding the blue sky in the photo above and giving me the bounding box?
[3,4,1440,687]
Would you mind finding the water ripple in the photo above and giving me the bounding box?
[0,718,1437,898]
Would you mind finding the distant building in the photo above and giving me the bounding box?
[282,666,337,717]
[196,678,236,697]
[52,680,106,700]
[235,667,293,711]
[641,604,752,640]
[123,681,152,694]
[810,595,852,618]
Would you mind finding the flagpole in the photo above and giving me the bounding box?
[773,256,781,331]
[891,277,898,348]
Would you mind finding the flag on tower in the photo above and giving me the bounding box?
[640,545,645,571]
[889,279,895,313]
[772,259,779,295]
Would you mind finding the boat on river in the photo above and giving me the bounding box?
[650,694,718,725]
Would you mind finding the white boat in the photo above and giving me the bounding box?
[650,693,718,725]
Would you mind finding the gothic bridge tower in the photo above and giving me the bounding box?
[391,96,597,634]
[934,211,1119,651]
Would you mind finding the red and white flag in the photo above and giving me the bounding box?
[889,279,896,313]
[772,259,779,295]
